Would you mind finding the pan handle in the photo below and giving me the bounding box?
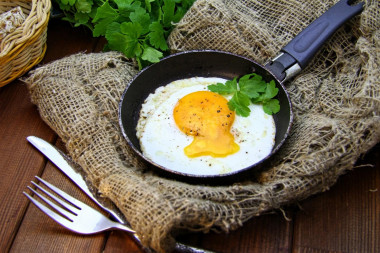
[265,0,364,82]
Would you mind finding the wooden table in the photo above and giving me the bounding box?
[1,19,379,253]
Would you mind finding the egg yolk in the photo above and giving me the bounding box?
[173,91,240,158]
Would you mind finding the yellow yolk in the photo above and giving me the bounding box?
[173,91,240,158]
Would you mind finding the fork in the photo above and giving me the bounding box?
[23,176,135,235]
[24,176,213,253]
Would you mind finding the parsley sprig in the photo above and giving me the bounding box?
[54,0,195,69]
[207,74,280,117]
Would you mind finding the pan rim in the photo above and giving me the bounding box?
[118,49,293,180]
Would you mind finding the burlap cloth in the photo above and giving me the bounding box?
[24,0,379,252]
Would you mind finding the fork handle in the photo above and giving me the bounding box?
[112,224,213,253]
[111,222,136,234]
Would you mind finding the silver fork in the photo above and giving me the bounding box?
[23,176,135,235]
[24,176,213,253]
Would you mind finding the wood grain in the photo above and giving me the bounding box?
[42,19,100,64]
[292,146,380,253]
[1,19,100,252]
[0,18,378,253]
[0,82,56,252]
[194,212,294,253]
[10,154,107,253]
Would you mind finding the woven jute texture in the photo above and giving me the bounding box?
[25,0,379,252]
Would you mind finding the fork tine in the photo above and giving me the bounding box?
[25,177,136,236]
[31,181,79,215]
[23,191,75,229]
[26,185,76,222]
[35,176,84,209]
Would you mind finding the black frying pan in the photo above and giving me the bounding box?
[119,0,363,182]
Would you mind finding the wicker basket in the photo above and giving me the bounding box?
[0,0,51,87]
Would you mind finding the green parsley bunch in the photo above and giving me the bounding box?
[208,73,281,117]
[54,0,195,69]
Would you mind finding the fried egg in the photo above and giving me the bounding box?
[136,77,276,176]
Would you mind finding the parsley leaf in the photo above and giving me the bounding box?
[208,78,238,94]
[162,0,176,27]
[74,12,90,27]
[263,99,280,115]
[148,22,169,51]
[75,0,92,13]
[55,0,196,69]
[92,1,118,23]
[129,6,151,33]
[239,74,266,99]
[120,22,143,57]
[104,22,124,51]
[141,46,163,63]
[92,2,118,36]
[113,0,134,10]
[228,92,251,117]
[207,74,280,117]
[264,80,279,99]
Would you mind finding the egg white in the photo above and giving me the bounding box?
[136,77,276,176]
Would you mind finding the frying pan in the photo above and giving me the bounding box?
[119,0,364,181]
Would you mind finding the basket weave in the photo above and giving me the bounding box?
[0,0,51,87]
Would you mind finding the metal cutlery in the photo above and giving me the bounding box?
[24,176,135,235]
[26,136,126,223]
[27,136,214,253]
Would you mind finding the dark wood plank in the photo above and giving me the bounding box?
[103,206,294,253]
[41,19,100,64]
[178,211,293,253]
[292,146,380,253]
[0,82,56,252]
[103,231,142,253]
[10,140,107,253]
[4,18,140,253]
[1,18,102,252]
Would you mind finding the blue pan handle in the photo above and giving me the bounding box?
[266,0,364,82]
